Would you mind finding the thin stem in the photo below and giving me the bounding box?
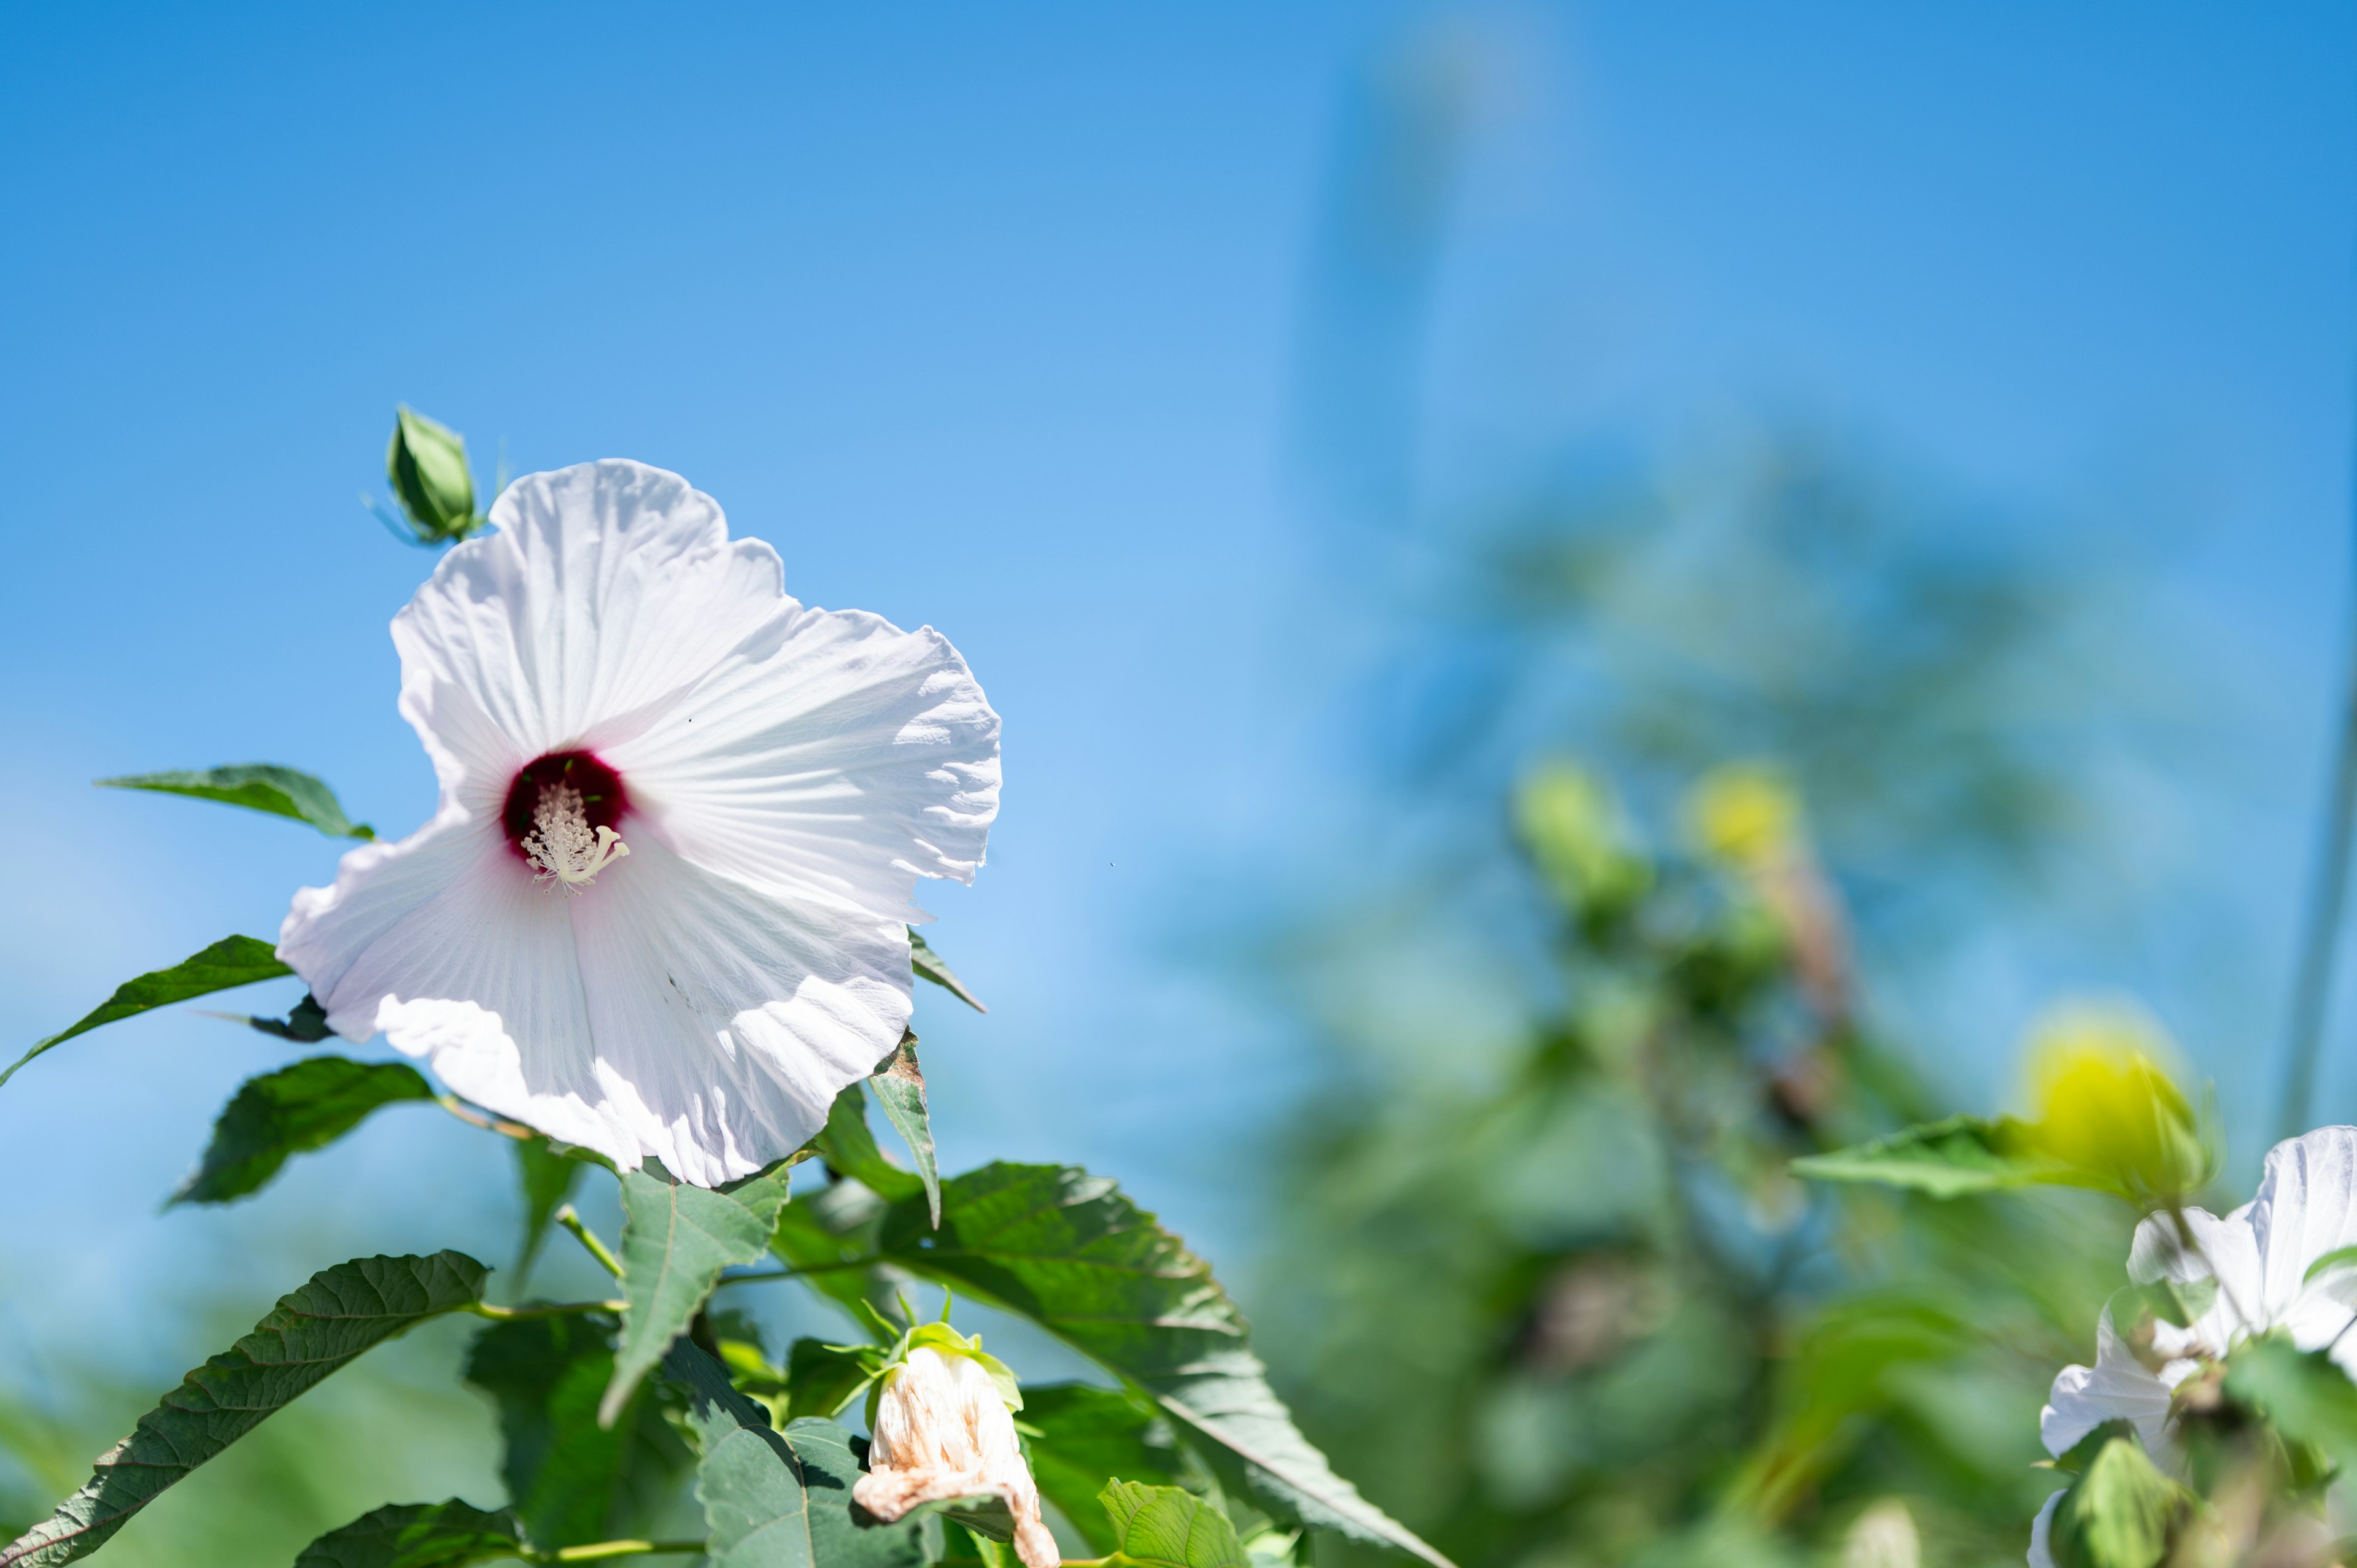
[468,1298,626,1322]
[712,1260,875,1288]
[558,1204,624,1279]
[528,1540,706,1562]
[436,1094,537,1141]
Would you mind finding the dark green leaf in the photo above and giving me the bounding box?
[1789,1114,2110,1200]
[783,1338,880,1423]
[875,1164,1450,1568]
[171,1054,434,1206]
[908,930,987,1013]
[1022,1385,1186,1553]
[98,765,374,840]
[246,994,336,1043]
[0,1253,487,1568]
[771,1182,894,1326]
[2049,1436,2181,1568]
[1097,1480,1248,1568]
[869,1035,940,1229]
[289,1500,521,1568]
[783,1417,929,1568]
[514,1138,587,1287]
[465,1313,636,1548]
[604,1159,802,1427]
[2224,1334,2357,1478]
[2,935,293,1089]
[816,1086,923,1206]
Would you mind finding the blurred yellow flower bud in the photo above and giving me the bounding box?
[2022,999,2207,1203]
[1514,762,1651,922]
[1684,763,1803,871]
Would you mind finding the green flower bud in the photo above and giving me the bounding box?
[384,406,481,544]
[1514,763,1651,925]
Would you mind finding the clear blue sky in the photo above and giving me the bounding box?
[3,1,2355,1374]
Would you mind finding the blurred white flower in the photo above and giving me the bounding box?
[854,1343,1059,1568]
[2029,1126,2357,1564]
[279,460,1000,1186]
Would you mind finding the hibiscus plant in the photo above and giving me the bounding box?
[0,412,1450,1568]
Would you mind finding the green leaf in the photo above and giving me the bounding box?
[289,1500,522,1568]
[514,1138,587,1287]
[464,1313,638,1548]
[1789,1114,2111,1200]
[1097,1481,1248,1568]
[663,1341,928,1568]
[2,935,293,1089]
[1022,1385,1186,1554]
[2306,1244,2357,1285]
[869,1035,940,1229]
[603,1159,802,1427]
[171,1054,434,1206]
[875,1164,1452,1568]
[2048,1436,2181,1568]
[909,930,986,1013]
[816,1084,924,1206]
[0,1253,487,1568]
[783,1338,881,1423]
[2224,1334,2357,1478]
[97,764,374,840]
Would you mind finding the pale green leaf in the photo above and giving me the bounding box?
[171,1054,433,1206]
[603,1159,800,1426]
[2,935,293,1089]
[98,765,374,840]
[868,1034,940,1229]
[0,1253,487,1568]
[2224,1334,2357,1478]
[289,1500,521,1568]
[1023,1386,1186,1554]
[2049,1436,2180,1568]
[816,1085,923,1206]
[1098,1481,1248,1568]
[1790,1114,2108,1200]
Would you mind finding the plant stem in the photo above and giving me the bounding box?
[468,1297,626,1321]
[527,1540,706,1562]
[556,1203,625,1279]
[436,1094,537,1141]
[711,1260,873,1288]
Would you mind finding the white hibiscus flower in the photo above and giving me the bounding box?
[277,460,1000,1186]
[2027,1126,2357,1566]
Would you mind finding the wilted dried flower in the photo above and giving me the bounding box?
[853,1341,1059,1568]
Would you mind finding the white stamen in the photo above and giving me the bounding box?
[521,783,629,892]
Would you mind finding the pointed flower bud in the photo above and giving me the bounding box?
[383,405,482,544]
[2023,999,2208,1206]
[853,1323,1059,1568]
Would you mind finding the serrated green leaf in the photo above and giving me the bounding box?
[2049,1436,2180,1568]
[816,1086,924,1205]
[465,1313,637,1548]
[1023,1385,1186,1553]
[514,1138,587,1288]
[908,930,987,1013]
[2,935,293,1089]
[869,1034,940,1229]
[875,1164,1450,1568]
[603,1159,802,1427]
[98,764,374,840]
[782,1416,929,1568]
[0,1252,487,1568]
[289,1500,521,1568]
[171,1054,434,1205]
[1790,1114,2113,1200]
[1098,1480,1248,1568]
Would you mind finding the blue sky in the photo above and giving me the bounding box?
[4,1,2356,1376]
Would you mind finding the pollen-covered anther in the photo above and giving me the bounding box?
[520,783,629,891]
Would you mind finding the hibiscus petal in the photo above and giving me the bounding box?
[2025,1489,2062,1568]
[608,605,1001,922]
[2039,1308,2174,1459]
[565,836,912,1186]
[2242,1126,2357,1334]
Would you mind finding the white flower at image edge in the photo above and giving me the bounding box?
[277,460,1000,1186]
[2024,1126,2357,1567]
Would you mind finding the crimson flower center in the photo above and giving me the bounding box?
[501,751,630,864]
